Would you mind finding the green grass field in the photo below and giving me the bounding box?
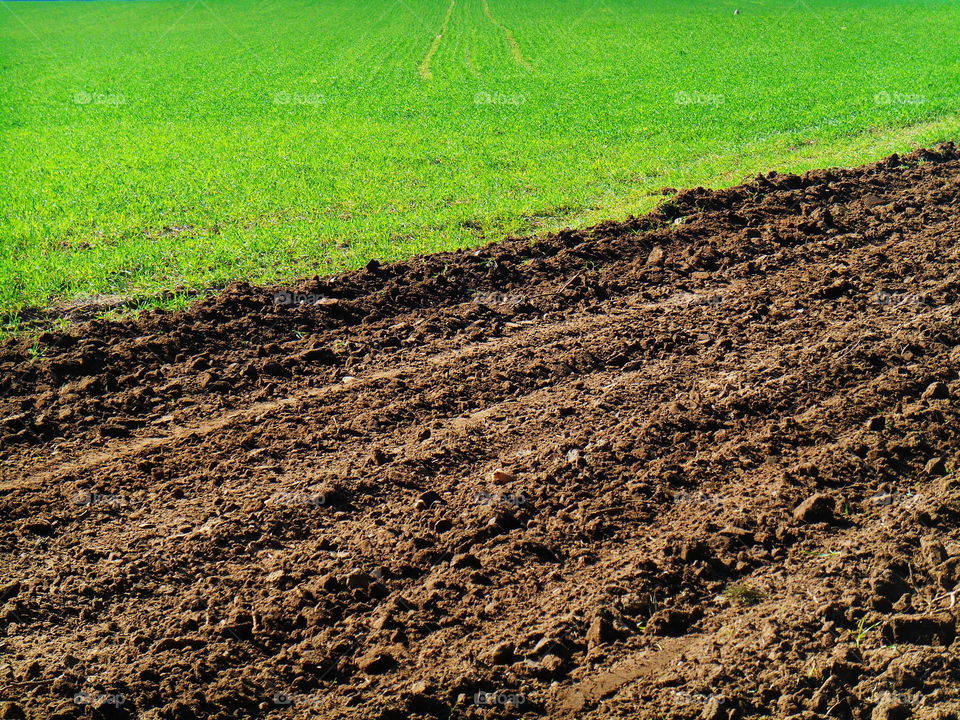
[2,0,960,328]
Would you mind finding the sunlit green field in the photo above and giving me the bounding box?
[2,0,959,326]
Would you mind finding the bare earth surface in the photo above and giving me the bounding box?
[2,145,960,720]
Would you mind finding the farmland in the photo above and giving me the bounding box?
[4,146,960,720]
[4,1,960,718]
[2,0,960,326]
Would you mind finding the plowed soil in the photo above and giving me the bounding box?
[3,145,960,720]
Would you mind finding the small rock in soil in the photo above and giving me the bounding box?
[586,612,618,649]
[344,570,375,589]
[480,641,515,665]
[924,457,947,476]
[793,493,835,523]
[489,469,515,484]
[357,648,396,674]
[921,381,950,400]
[537,653,565,676]
[416,490,443,509]
[646,246,665,267]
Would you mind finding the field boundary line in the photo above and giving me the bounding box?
[418,0,456,81]
[480,0,533,71]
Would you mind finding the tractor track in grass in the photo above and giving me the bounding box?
[480,0,533,71]
[418,0,456,81]
[3,146,960,719]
